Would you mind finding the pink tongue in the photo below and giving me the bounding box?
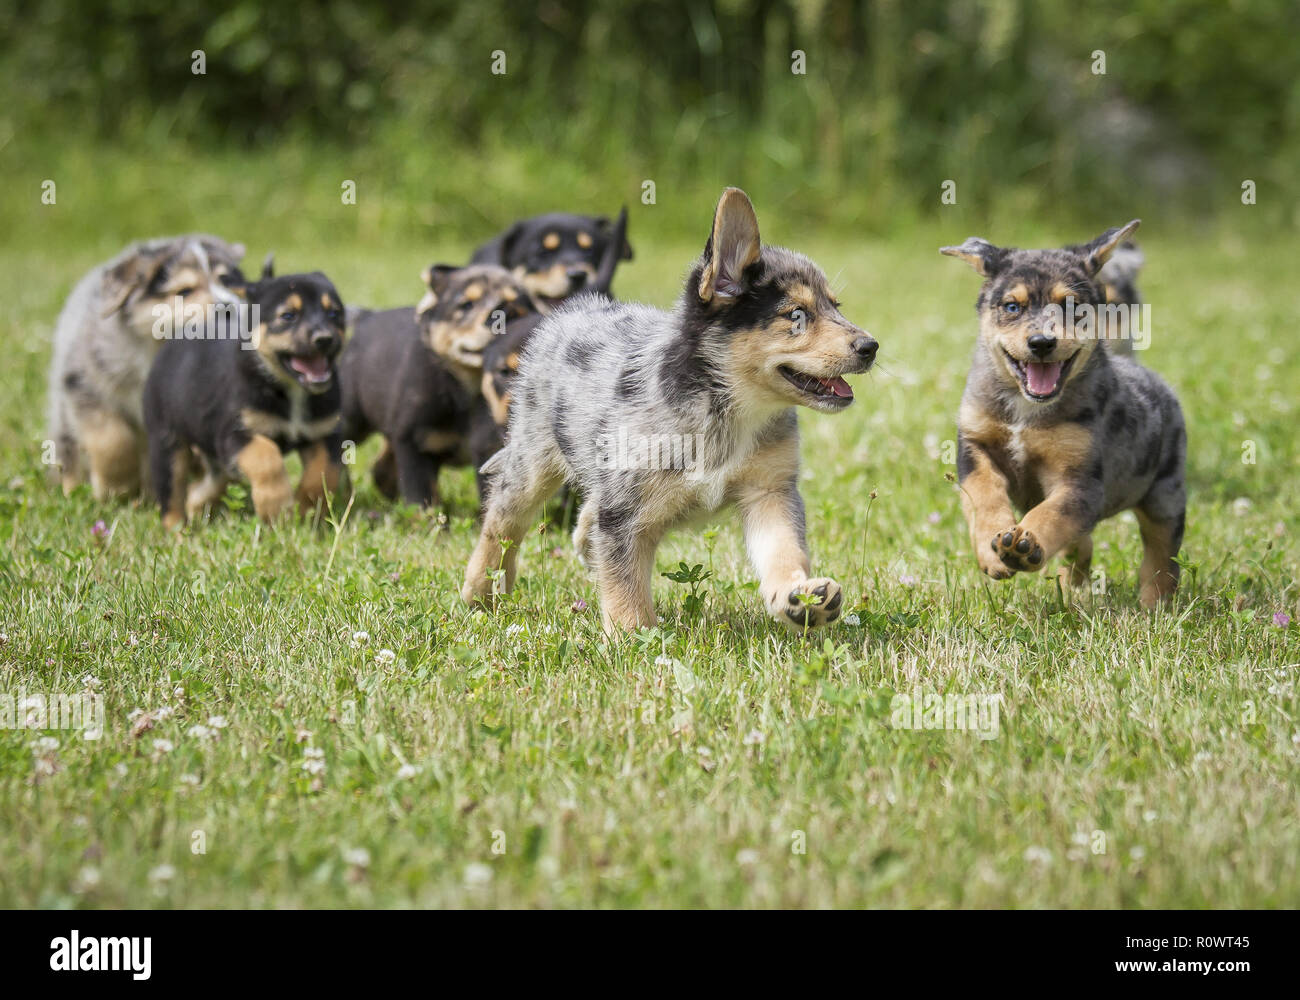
[822,376,853,398]
[290,355,331,381]
[1025,361,1062,396]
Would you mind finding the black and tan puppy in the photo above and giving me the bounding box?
[470,211,633,311]
[941,221,1186,607]
[143,265,346,528]
[338,264,532,509]
[473,208,631,506]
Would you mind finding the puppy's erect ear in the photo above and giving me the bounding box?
[595,213,634,261]
[593,207,628,295]
[496,222,528,267]
[1077,220,1141,276]
[100,245,169,317]
[939,238,1007,277]
[417,264,459,314]
[260,253,275,280]
[699,187,760,303]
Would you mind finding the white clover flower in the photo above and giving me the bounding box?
[350,630,370,649]
[304,746,325,759]
[301,759,326,776]
[396,764,419,780]
[1024,846,1053,865]
[179,774,200,787]
[1232,497,1253,517]
[375,649,396,666]
[742,729,765,746]
[33,736,60,753]
[81,674,102,690]
[464,862,494,887]
[76,866,101,890]
[207,716,228,729]
[1142,810,1158,823]
[654,654,674,667]
[148,864,177,883]
[843,613,861,627]
[1130,846,1147,861]
[736,848,760,866]
[154,706,174,721]
[114,763,129,777]
[187,724,214,741]
[128,708,144,721]
[342,847,371,868]
[152,739,174,754]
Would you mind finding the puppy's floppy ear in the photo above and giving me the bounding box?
[1077,219,1141,276]
[698,187,761,303]
[595,213,634,261]
[260,253,275,280]
[417,264,458,314]
[100,245,169,317]
[939,238,1007,277]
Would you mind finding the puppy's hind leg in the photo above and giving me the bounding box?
[589,506,663,633]
[1058,532,1094,590]
[462,445,566,607]
[1135,507,1183,609]
[150,434,192,532]
[81,408,142,499]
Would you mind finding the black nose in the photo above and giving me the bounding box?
[311,330,338,353]
[1027,333,1056,358]
[852,336,878,362]
[566,267,588,287]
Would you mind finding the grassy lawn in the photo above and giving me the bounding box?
[1,151,1298,907]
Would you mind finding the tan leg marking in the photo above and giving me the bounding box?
[79,410,142,499]
[371,439,398,499]
[462,459,567,607]
[1135,510,1180,609]
[234,435,293,523]
[162,447,192,532]
[595,526,663,634]
[958,445,1018,579]
[296,440,341,516]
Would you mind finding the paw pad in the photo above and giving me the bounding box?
[991,526,1045,572]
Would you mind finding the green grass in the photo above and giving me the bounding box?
[1,151,1298,908]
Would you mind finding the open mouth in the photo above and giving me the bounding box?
[778,366,855,407]
[280,352,333,388]
[1003,349,1076,401]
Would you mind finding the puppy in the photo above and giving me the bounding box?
[474,208,631,503]
[338,264,532,508]
[941,222,1186,607]
[47,235,247,498]
[470,210,633,311]
[143,266,346,528]
[463,187,877,632]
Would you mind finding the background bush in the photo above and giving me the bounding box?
[2,0,1296,237]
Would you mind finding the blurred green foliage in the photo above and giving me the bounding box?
[1,0,1296,235]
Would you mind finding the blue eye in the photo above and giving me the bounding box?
[1002,301,1021,315]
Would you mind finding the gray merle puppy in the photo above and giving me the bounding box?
[941,221,1186,607]
[463,187,878,632]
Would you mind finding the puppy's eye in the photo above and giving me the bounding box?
[326,309,343,324]
[456,300,473,314]
[787,308,809,327]
[175,287,196,298]
[278,311,298,325]
[1002,301,1021,315]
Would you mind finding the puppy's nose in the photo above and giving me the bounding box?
[1027,333,1056,358]
[852,336,878,362]
[566,267,588,288]
[311,330,338,353]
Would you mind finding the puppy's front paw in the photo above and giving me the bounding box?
[991,525,1045,573]
[776,577,843,629]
